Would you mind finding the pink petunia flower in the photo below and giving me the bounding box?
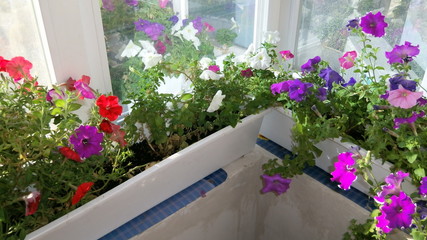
[204,22,215,32]
[339,51,357,69]
[330,152,357,190]
[387,86,423,109]
[158,0,169,8]
[279,50,294,60]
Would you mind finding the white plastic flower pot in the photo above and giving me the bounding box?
[260,107,417,195]
[25,109,271,240]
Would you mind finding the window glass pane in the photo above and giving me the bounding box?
[0,0,50,85]
[99,0,254,100]
[296,0,426,80]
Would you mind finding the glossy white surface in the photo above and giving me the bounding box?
[25,110,269,240]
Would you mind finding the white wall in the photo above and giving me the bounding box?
[131,146,409,240]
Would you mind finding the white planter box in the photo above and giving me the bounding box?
[260,107,417,195]
[25,109,270,240]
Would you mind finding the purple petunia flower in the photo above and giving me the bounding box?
[342,77,357,87]
[389,74,417,92]
[385,41,420,64]
[316,87,327,101]
[417,97,427,106]
[376,192,415,233]
[416,200,427,220]
[360,12,388,37]
[168,15,179,25]
[125,0,138,7]
[192,16,203,33]
[270,81,290,95]
[346,18,359,30]
[102,0,115,11]
[134,19,165,41]
[288,79,313,102]
[260,174,292,196]
[301,56,321,73]
[330,152,357,190]
[318,66,345,91]
[374,171,409,203]
[70,125,104,159]
[393,111,425,129]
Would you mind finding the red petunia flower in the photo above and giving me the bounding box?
[110,124,127,147]
[0,56,10,72]
[59,146,83,163]
[23,191,41,216]
[65,77,77,91]
[99,119,114,133]
[71,182,94,205]
[96,95,123,121]
[5,56,33,81]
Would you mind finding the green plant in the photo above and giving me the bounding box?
[215,28,238,47]
[262,11,427,239]
[0,57,131,239]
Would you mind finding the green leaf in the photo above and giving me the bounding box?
[411,229,426,240]
[50,107,63,115]
[181,93,193,102]
[54,99,66,108]
[69,103,82,111]
[406,153,418,164]
[415,168,425,178]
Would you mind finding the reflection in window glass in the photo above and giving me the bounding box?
[100,0,254,100]
[296,0,426,80]
[0,0,50,85]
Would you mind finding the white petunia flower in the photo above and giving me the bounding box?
[263,30,280,44]
[171,18,184,35]
[141,50,162,69]
[249,48,271,70]
[138,40,157,54]
[199,57,213,70]
[207,90,225,112]
[175,22,201,50]
[233,43,254,64]
[200,70,223,80]
[157,74,193,95]
[121,40,142,58]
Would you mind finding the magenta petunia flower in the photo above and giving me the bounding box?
[420,177,427,197]
[75,81,95,99]
[360,12,388,37]
[330,152,357,190]
[374,171,409,203]
[393,111,425,129]
[339,51,357,69]
[288,79,313,102]
[208,65,220,73]
[376,192,415,233]
[241,68,253,78]
[270,81,290,95]
[260,174,292,195]
[387,86,423,109]
[46,88,65,104]
[155,40,166,54]
[279,50,294,60]
[301,56,321,73]
[70,125,104,159]
[158,0,169,8]
[385,41,420,64]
